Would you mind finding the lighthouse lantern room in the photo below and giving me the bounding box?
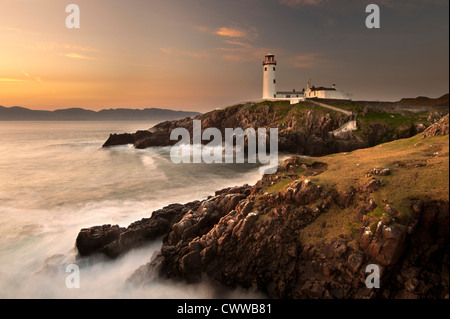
[262,54,277,100]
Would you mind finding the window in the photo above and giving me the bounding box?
[265,67,267,71]
[273,79,276,84]
[273,67,276,71]
[274,94,276,98]
[286,95,291,98]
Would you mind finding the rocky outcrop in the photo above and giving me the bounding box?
[73,156,446,299]
[102,101,429,156]
[79,128,449,298]
[76,201,201,258]
[124,172,448,298]
[423,114,449,138]
[359,222,407,266]
[103,130,174,148]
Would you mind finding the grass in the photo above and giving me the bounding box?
[327,102,364,114]
[211,99,448,250]
[264,178,295,194]
[298,204,360,250]
[256,131,449,248]
[248,100,345,127]
[324,133,447,219]
[366,109,426,124]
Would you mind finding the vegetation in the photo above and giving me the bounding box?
[254,130,449,248]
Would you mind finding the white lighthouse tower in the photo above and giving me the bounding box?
[262,54,277,99]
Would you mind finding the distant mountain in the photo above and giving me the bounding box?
[0,106,201,121]
[397,93,449,106]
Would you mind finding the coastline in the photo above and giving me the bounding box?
[76,114,449,299]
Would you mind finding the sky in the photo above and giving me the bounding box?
[0,0,448,112]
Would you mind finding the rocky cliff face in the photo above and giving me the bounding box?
[422,114,449,139]
[77,157,448,299]
[103,101,429,157]
[77,111,449,299]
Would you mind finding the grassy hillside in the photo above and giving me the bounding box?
[257,130,449,249]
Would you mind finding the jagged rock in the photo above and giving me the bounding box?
[367,199,378,212]
[76,224,125,256]
[75,202,201,258]
[76,147,449,299]
[360,178,382,193]
[423,114,449,138]
[347,252,364,273]
[366,168,391,176]
[102,133,136,147]
[359,222,407,266]
[385,205,398,216]
[101,101,427,156]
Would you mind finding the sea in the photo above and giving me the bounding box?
[0,121,271,299]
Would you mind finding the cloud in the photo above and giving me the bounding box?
[65,53,95,60]
[192,24,264,62]
[292,53,326,68]
[196,25,258,41]
[215,27,248,38]
[224,40,252,48]
[0,78,26,82]
[0,71,42,83]
[22,71,42,82]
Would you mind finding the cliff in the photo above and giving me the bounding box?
[77,114,449,299]
[103,100,435,156]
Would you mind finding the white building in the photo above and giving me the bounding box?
[262,54,351,103]
[262,54,278,100]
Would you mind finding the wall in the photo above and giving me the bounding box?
[263,65,277,99]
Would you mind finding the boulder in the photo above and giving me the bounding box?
[76,224,125,256]
[359,222,407,266]
[423,114,449,138]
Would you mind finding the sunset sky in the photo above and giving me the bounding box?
[0,0,448,112]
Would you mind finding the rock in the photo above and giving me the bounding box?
[367,199,378,212]
[360,178,382,193]
[280,156,303,171]
[366,168,390,176]
[75,201,201,258]
[356,206,367,220]
[384,205,398,216]
[347,252,364,273]
[77,137,449,300]
[102,133,136,147]
[423,114,449,138]
[359,222,407,266]
[76,224,125,256]
[101,101,427,157]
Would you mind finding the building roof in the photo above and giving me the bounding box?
[310,86,336,92]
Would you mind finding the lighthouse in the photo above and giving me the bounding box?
[262,54,277,99]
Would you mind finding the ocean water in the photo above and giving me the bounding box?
[0,121,268,299]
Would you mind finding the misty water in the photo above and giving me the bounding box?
[0,121,271,298]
